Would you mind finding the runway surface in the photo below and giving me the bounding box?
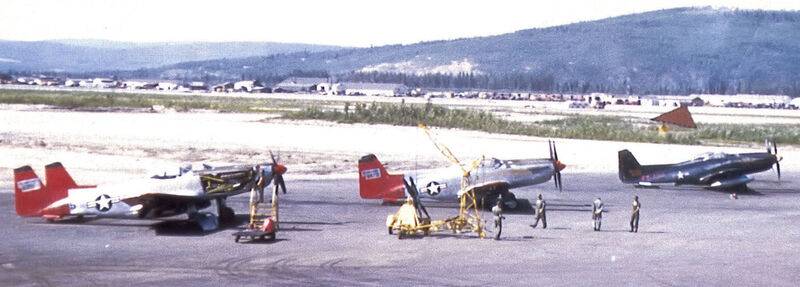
[1,172,799,286]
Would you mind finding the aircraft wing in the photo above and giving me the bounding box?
[696,168,745,184]
[120,193,206,207]
[459,181,510,197]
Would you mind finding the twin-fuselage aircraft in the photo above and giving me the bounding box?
[14,160,287,231]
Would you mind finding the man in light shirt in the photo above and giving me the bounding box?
[492,200,505,240]
[630,195,640,233]
[592,197,603,231]
[531,193,547,229]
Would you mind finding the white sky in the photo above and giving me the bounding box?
[1,0,798,47]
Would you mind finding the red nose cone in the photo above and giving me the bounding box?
[273,164,287,175]
[555,161,566,172]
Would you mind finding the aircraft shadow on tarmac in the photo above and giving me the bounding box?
[593,229,669,234]
[409,199,536,214]
[626,183,798,196]
[530,226,572,230]
[284,199,376,207]
[32,214,343,236]
[154,221,223,236]
[280,226,323,232]
[280,220,350,226]
[153,215,250,236]
[33,217,155,228]
[235,238,288,244]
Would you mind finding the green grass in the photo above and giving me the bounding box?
[0,89,319,112]
[284,102,800,145]
[695,124,800,146]
[2,89,797,146]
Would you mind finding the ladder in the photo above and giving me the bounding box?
[248,182,279,229]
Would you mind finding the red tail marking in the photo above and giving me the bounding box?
[45,162,78,190]
[358,154,405,201]
[14,164,71,217]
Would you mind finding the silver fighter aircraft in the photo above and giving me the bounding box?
[358,141,565,209]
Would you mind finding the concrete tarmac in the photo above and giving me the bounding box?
[1,172,799,286]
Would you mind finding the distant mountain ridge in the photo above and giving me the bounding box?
[0,40,341,72]
[140,7,800,95]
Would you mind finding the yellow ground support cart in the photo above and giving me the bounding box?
[386,178,485,239]
[233,165,282,243]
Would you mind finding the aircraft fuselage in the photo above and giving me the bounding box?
[412,158,556,200]
[625,152,779,189]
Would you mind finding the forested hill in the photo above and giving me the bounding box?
[141,7,800,95]
[0,40,341,72]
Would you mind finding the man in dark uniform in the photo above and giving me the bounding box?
[630,195,640,233]
[531,193,547,229]
[492,200,505,240]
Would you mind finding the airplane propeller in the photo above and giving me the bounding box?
[549,140,565,192]
[269,151,288,194]
[403,177,430,219]
[766,139,782,180]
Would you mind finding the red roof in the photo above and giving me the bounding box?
[651,106,697,128]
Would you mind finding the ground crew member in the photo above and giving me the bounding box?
[388,197,419,235]
[592,197,603,231]
[531,193,547,229]
[492,200,505,240]
[630,195,640,233]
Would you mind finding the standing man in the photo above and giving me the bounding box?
[492,200,505,240]
[630,195,640,233]
[592,197,603,231]
[532,193,547,229]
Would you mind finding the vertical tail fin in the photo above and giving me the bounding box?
[14,165,70,217]
[45,162,79,190]
[358,154,405,200]
[618,150,643,183]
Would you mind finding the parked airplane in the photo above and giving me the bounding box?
[13,155,287,231]
[358,141,566,209]
[618,141,782,191]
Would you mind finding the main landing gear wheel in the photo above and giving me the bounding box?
[502,192,518,210]
[219,206,236,224]
[486,191,518,210]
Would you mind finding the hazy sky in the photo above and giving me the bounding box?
[1,0,798,47]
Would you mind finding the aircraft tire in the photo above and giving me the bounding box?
[502,193,518,210]
[219,207,236,224]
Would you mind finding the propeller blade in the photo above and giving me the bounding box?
[553,173,559,189]
[415,189,430,219]
[773,140,778,156]
[553,141,559,162]
[770,140,780,181]
[276,174,287,194]
[548,140,556,188]
[409,177,424,208]
[403,177,429,219]
[269,150,278,165]
[402,177,418,200]
[556,170,563,192]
